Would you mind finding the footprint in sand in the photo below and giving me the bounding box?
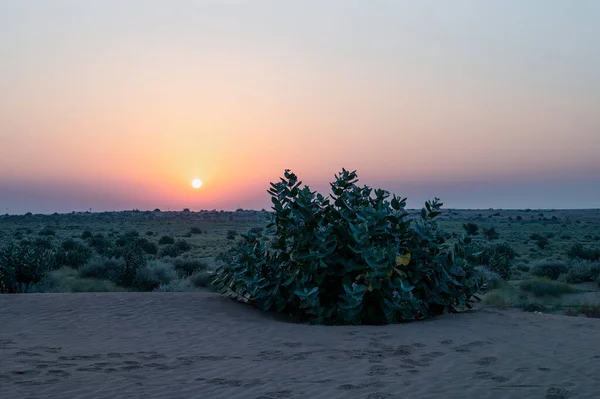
[58,355,102,361]
[282,342,302,348]
[368,365,388,376]
[338,381,387,391]
[0,339,17,349]
[76,367,103,372]
[121,365,142,371]
[11,370,40,376]
[366,393,393,399]
[476,356,498,366]
[137,353,167,360]
[143,363,173,370]
[123,361,140,366]
[46,370,70,378]
[402,358,430,368]
[393,345,414,356]
[14,351,42,357]
[25,346,62,354]
[14,378,61,386]
[451,340,492,353]
[546,387,571,399]
[199,378,246,387]
[474,371,509,383]
[421,351,445,359]
[368,340,394,351]
[262,390,293,398]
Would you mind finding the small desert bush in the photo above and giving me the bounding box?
[69,278,125,292]
[515,263,531,272]
[520,302,547,312]
[472,242,516,280]
[133,238,158,255]
[579,304,600,318]
[153,278,198,292]
[114,230,141,247]
[567,244,600,261]
[477,267,503,290]
[79,257,123,281]
[26,274,70,293]
[0,243,53,293]
[53,239,93,268]
[32,238,54,250]
[158,235,175,245]
[564,260,600,284]
[482,284,523,309]
[159,240,192,258]
[189,227,203,235]
[519,278,577,298]
[87,234,112,255]
[463,223,479,236]
[529,260,568,280]
[190,270,214,288]
[38,226,56,236]
[171,257,209,276]
[483,227,500,240]
[483,290,508,309]
[114,243,147,288]
[133,259,177,291]
[226,230,237,240]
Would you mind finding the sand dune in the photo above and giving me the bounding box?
[1,292,599,399]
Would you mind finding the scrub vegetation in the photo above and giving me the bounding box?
[2,170,600,320]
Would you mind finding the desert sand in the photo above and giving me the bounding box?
[1,292,598,399]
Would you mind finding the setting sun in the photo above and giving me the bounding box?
[191,178,203,189]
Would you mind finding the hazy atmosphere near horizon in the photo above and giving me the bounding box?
[1,0,599,214]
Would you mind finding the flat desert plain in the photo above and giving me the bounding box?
[1,292,599,399]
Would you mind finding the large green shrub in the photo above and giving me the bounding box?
[213,169,481,325]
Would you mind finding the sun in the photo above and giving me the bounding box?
[191,178,203,189]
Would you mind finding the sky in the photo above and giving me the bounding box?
[1,0,599,214]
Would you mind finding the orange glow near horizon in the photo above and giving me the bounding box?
[1,1,599,213]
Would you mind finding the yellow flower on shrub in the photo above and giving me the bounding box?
[395,253,411,266]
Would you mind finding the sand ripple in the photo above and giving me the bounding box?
[1,292,599,398]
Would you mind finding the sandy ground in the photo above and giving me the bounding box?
[1,293,599,399]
